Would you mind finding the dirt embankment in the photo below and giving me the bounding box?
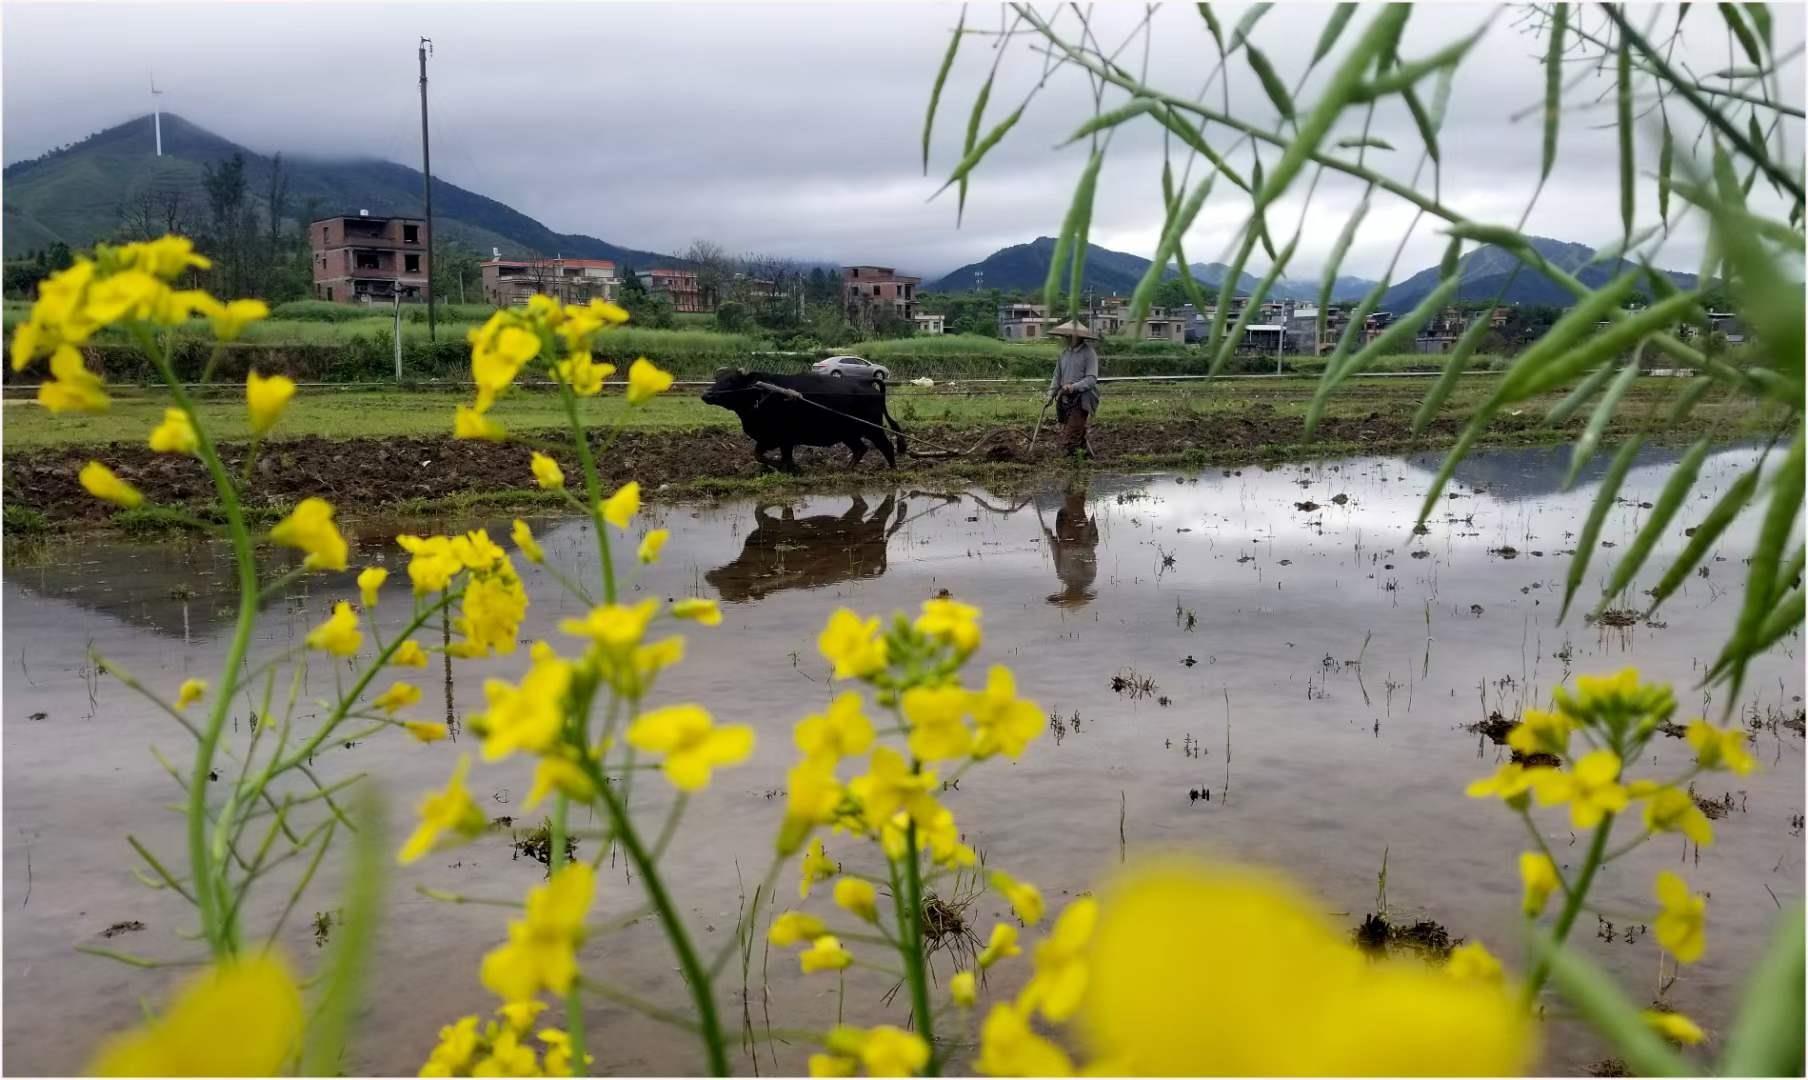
[1,404,1593,530]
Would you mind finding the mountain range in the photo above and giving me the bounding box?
[927,237,1379,302]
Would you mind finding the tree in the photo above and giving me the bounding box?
[683,240,731,311]
[616,270,673,328]
[432,243,485,306]
[202,152,254,297]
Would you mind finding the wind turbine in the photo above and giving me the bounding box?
[150,71,163,156]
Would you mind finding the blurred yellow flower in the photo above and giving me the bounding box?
[39,346,110,413]
[148,407,198,454]
[1519,851,1561,917]
[638,528,669,564]
[393,639,430,668]
[118,235,212,279]
[474,653,573,761]
[672,597,721,626]
[512,519,544,564]
[469,318,540,406]
[348,568,385,611]
[454,403,506,441]
[531,451,565,490]
[848,747,938,830]
[834,877,879,923]
[79,461,142,508]
[176,678,207,709]
[1639,784,1715,846]
[1465,762,1539,807]
[306,601,362,656]
[626,356,675,404]
[818,608,888,679]
[796,692,876,762]
[978,922,1021,968]
[481,862,594,1003]
[915,597,981,654]
[902,684,973,762]
[1506,709,1572,758]
[975,1001,1073,1077]
[1555,667,1675,736]
[420,1015,481,1077]
[399,755,488,864]
[800,934,853,974]
[857,1026,930,1077]
[1022,897,1096,1021]
[1445,941,1504,983]
[950,970,977,1008]
[403,721,449,744]
[199,297,268,341]
[373,682,421,714]
[626,703,754,791]
[87,952,302,1077]
[560,598,660,651]
[769,910,829,948]
[556,353,615,397]
[245,368,294,433]
[523,755,597,812]
[1533,749,1629,829]
[798,836,837,899]
[990,870,1045,926]
[539,1027,591,1077]
[1654,870,1706,964]
[778,757,845,855]
[1079,858,1535,1075]
[271,497,349,571]
[1642,1009,1706,1046]
[1685,719,1755,775]
[397,534,464,593]
[968,665,1043,759]
[602,481,640,528]
[454,561,529,657]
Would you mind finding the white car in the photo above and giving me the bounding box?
[812,355,890,382]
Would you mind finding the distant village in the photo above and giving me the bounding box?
[309,210,1748,356]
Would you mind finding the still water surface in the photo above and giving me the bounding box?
[4,443,1801,1075]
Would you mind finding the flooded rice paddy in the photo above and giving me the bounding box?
[4,442,1802,1075]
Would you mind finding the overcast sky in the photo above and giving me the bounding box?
[4,2,1802,282]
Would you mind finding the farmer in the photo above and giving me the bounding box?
[1043,483,1099,607]
[1046,320,1100,457]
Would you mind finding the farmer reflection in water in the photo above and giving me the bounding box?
[1041,484,1099,607]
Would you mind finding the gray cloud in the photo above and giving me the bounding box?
[4,2,1800,282]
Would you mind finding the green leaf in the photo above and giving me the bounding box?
[1617,33,1635,242]
[1490,271,1660,400]
[939,99,1026,218]
[1129,174,1216,326]
[1205,230,1260,358]
[1400,85,1441,162]
[1719,903,1805,1077]
[1210,233,1300,376]
[1068,151,1106,316]
[1746,581,1803,657]
[1196,3,1225,53]
[1530,931,1691,1078]
[1565,359,1643,490]
[1229,2,1272,51]
[1720,438,1803,691]
[1562,437,1645,620]
[1062,98,1158,145]
[1446,222,1532,250]
[1664,372,1718,424]
[1246,47,1296,119]
[922,8,966,175]
[1542,4,1568,181]
[1646,466,1760,616]
[1414,420,1486,526]
[1153,106,1251,192]
[955,73,995,223]
[1309,270,1463,430]
[1743,2,1774,47]
[1348,27,1489,104]
[1251,157,1278,262]
[1438,235,1461,281]
[1658,120,1674,225]
[1544,359,1619,427]
[1335,136,1396,151]
[1719,3,1765,67]
[1040,157,1090,308]
[1311,5,1358,68]
[1317,199,1370,344]
[1598,437,1711,609]
[1412,303,1502,436]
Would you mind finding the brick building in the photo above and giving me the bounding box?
[842,265,920,323]
[483,256,619,307]
[310,212,429,304]
[636,268,708,313]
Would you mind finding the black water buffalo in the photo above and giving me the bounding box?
[701,369,906,471]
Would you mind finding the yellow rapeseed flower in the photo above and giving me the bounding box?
[602,481,640,528]
[560,598,660,651]
[950,970,977,1008]
[879,805,975,867]
[847,746,938,830]
[397,534,464,593]
[1643,1009,1706,1046]
[404,721,449,743]
[779,757,846,855]
[453,560,529,657]
[39,346,110,413]
[1555,667,1676,738]
[1639,783,1715,846]
[245,369,294,433]
[915,597,981,654]
[1506,708,1573,758]
[626,356,675,404]
[990,870,1046,926]
[800,837,837,899]
[373,682,421,714]
[271,498,350,572]
[469,318,540,407]
[769,911,829,948]
[420,1015,482,1076]
[454,403,506,441]
[902,684,973,762]
[539,1027,592,1077]
[306,601,362,656]
[468,1027,538,1077]
[968,665,1043,759]
[1078,858,1535,1075]
[834,877,880,923]
[399,755,488,864]
[1445,941,1505,983]
[176,678,207,709]
[556,353,615,397]
[856,1026,930,1077]
[1022,897,1097,1021]
[199,297,268,341]
[1533,748,1629,829]
[1466,761,1541,806]
[481,862,594,1003]
[393,639,430,668]
[975,1001,1074,1077]
[357,566,388,608]
[800,935,853,974]
[473,653,573,761]
[147,407,198,454]
[116,235,211,279]
[512,519,544,564]
[625,530,667,570]
[531,451,566,490]
[818,608,889,679]
[672,597,721,626]
[626,703,754,791]
[1519,851,1562,917]
[87,952,302,1076]
[1685,719,1755,775]
[79,461,142,508]
[522,755,597,812]
[796,692,876,762]
[978,922,1021,968]
[1654,870,1706,964]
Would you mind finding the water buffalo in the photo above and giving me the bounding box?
[701,369,906,471]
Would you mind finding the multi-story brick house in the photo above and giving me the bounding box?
[310,212,429,304]
[842,266,920,324]
[482,256,619,307]
[636,268,708,313]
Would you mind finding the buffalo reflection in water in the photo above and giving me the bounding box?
[706,494,908,602]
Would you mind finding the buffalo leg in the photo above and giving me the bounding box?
[753,441,781,471]
[780,444,800,473]
[873,430,898,469]
[847,439,867,466]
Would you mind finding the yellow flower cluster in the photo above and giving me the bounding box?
[87,952,302,1076]
[419,1002,591,1077]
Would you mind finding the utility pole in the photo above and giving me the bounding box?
[418,37,436,343]
[149,72,164,156]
